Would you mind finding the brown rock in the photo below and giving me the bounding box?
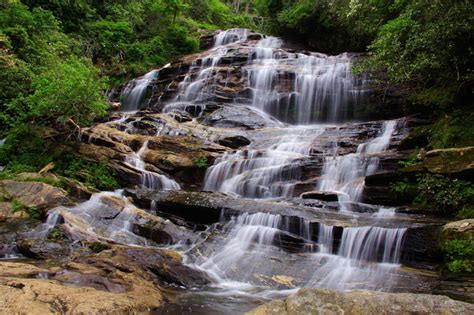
[0,180,69,211]
[248,288,474,315]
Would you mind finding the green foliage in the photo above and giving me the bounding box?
[11,199,25,213]
[425,111,474,149]
[55,157,119,191]
[47,226,63,241]
[390,180,412,196]
[416,174,474,214]
[398,150,419,167]
[10,199,41,220]
[89,241,111,253]
[25,57,108,126]
[457,207,474,220]
[443,239,474,273]
[0,125,53,172]
[193,157,209,169]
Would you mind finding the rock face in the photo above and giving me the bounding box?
[0,180,69,213]
[300,191,340,202]
[441,219,474,241]
[248,288,474,315]
[403,146,474,181]
[0,247,210,314]
[80,118,228,189]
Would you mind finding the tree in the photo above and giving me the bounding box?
[25,57,108,126]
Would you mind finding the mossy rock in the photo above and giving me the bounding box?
[440,219,474,242]
[403,146,474,180]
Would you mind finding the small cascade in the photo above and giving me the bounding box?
[120,70,158,111]
[170,29,247,105]
[213,28,248,47]
[203,126,325,198]
[196,212,282,282]
[125,140,181,190]
[308,226,407,291]
[26,191,151,246]
[317,223,334,254]
[317,120,397,204]
[191,210,408,291]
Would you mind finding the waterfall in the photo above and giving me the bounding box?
[192,211,407,291]
[203,126,325,198]
[317,223,334,254]
[197,212,281,282]
[125,140,181,190]
[213,28,248,47]
[317,120,397,204]
[246,37,367,124]
[308,226,407,290]
[120,70,158,111]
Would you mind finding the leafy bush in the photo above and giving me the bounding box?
[443,239,473,273]
[416,174,473,214]
[25,57,108,126]
[193,157,209,169]
[55,157,119,191]
[0,125,53,172]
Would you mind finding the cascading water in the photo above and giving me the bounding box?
[203,126,325,198]
[196,212,282,283]
[125,140,181,190]
[317,120,397,204]
[213,28,248,47]
[120,70,159,111]
[245,38,367,124]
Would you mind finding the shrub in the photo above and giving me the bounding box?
[193,157,209,169]
[443,239,474,273]
[25,57,108,126]
[416,174,473,214]
[55,156,119,191]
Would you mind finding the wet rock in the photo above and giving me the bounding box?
[76,246,211,288]
[17,238,71,260]
[218,135,251,149]
[201,105,283,129]
[248,288,474,315]
[80,123,227,189]
[0,180,69,213]
[59,177,98,200]
[300,191,339,202]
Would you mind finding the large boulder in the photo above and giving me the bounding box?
[248,288,474,315]
[0,245,211,314]
[0,180,69,211]
[440,219,474,242]
[201,105,283,129]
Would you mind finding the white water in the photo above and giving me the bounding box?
[203,126,325,198]
[120,70,158,111]
[317,120,397,204]
[125,140,181,190]
[196,212,281,282]
[246,37,367,124]
[186,211,407,292]
[213,28,248,47]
